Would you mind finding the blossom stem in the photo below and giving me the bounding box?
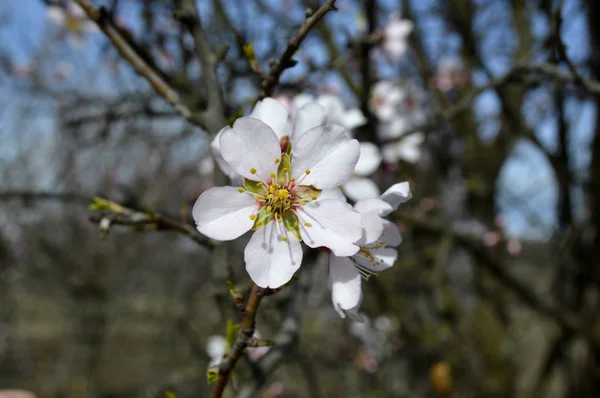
[212,283,266,398]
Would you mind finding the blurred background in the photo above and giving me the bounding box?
[0,0,599,396]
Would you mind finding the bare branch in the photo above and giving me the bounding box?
[212,283,266,397]
[258,0,338,99]
[173,0,227,134]
[88,197,213,249]
[72,0,204,127]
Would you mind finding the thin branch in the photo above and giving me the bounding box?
[88,198,213,249]
[258,0,338,99]
[72,0,204,127]
[212,283,266,398]
[382,62,600,147]
[398,212,595,344]
[173,0,227,134]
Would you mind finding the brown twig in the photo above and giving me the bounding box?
[72,0,204,127]
[212,283,266,398]
[258,0,338,99]
[87,198,213,248]
[173,0,227,134]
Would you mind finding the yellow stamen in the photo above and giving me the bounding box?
[311,195,317,200]
[250,167,257,174]
[277,189,289,200]
[304,222,311,227]
[290,177,296,182]
[270,172,276,178]
[281,236,287,241]
[274,158,280,164]
[250,215,256,220]
[305,169,311,175]
[238,187,245,193]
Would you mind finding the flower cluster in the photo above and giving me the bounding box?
[369,80,426,165]
[193,96,411,319]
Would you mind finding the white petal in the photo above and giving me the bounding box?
[244,222,303,288]
[342,178,380,202]
[357,212,384,246]
[380,182,412,212]
[292,102,326,142]
[47,7,66,25]
[317,187,347,202]
[220,117,281,182]
[397,133,424,163]
[199,156,215,177]
[381,219,402,247]
[354,142,382,176]
[342,108,367,130]
[381,143,399,163]
[345,305,365,322]
[354,198,393,216]
[297,200,362,256]
[329,255,362,318]
[82,20,99,33]
[317,94,346,122]
[291,125,360,189]
[68,2,87,18]
[385,19,414,38]
[206,335,226,360]
[291,93,315,114]
[210,128,239,180]
[384,40,408,60]
[354,247,397,271]
[193,186,258,240]
[250,98,289,139]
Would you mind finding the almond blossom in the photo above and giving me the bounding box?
[381,132,425,164]
[329,182,412,320]
[210,97,326,181]
[291,93,366,132]
[194,109,363,288]
[342,142,382,201]
[47,1,98,47]
[369,80,406,122]
[206,331,269,367]
[381,13,413,61]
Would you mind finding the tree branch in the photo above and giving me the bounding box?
[212,283,266,398]
[87,197,213,249]
[398,212,593,344]
[72,0,204,127]
[173,0,227,134]
[258,0,338,99]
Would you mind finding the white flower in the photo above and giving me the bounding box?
[47,2,98,47]
[206,332,270,366]
[194,114,363,288]
[382,13,413,61]
[342,142,382,201]
[210,98,326,180]
[329,182,411,320]
[381,132,425,164]
[206,335,227,367]
[369,81,406,122]
[291,94,366,132]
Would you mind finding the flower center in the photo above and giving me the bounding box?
[236,153,322,241]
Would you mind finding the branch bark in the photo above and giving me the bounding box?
[73,0,205,127]
[258,0,338,100]
[212,283,266,398]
